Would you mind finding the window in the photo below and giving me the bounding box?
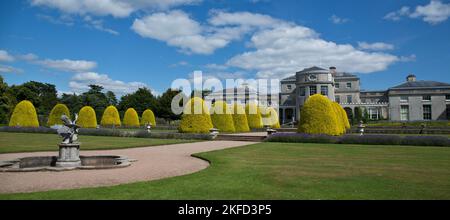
[309,86,317,96]
[346,82,352,88]
[321,86,328,96]
[287,85,292,90]
[422,95,431,101]
[346,95,352,103]
[447,105,450,120]
[368,108,379,120]
[335,95,341,103]
[400,96,408,102]
[400,105,409,121]
[335,83,340,89]
[299,87,305,96]
[423,105,432,120]
[446,95,450,101]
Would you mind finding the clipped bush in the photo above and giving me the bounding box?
[101,106,121,127]
[331,102,345,135]
[141,109,156,127]
[78,106,97,128]
[123,108,140,127]
[266,132,338,144]
[261,106,281,129]
[210,101,235,133]
[340,106,351,130]
[9,100,39,127]
[338,134,403,145]
[47,104,70,126]
[245,103,263,129]
[232,103,250,132]
[179,97,213,133]
[298,94,341,136]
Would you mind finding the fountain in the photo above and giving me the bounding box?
[0,114,136,172]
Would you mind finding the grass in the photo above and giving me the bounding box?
[0,132,195,154]
[1,142,449,199]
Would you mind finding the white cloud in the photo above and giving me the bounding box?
[69,72,150,96]
[329,15,349,24]
[83,16,119,35]
[36,59,97,72]
[31,0,202,18]
[37,13,75,26]
[17,53,39,61]
[132,10,283,54]
[0,65,23,74]
[357,42,394,51]
[226,24,400,78]
[384,1,450,25]
[0,50,15,62]
[205,63,228,70]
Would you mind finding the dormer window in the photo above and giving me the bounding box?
[422,95,431,101]
[346,82,352,88]
[287,85,292,90]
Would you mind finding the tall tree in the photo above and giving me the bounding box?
[0,75,12,124]
[105,91,118,106]
[80,85,109,122]
[60,93,83,118]
[156,89,185,122]
[118,87,157,116]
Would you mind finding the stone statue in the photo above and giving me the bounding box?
[57,114,80,144]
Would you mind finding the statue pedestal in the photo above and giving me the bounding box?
[56,143,81,168]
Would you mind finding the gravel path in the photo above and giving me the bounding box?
[0,141,256,194]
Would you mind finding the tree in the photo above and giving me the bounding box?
[354,107,363,123]
[232,104,250,132]
[118,88,157,116]
[156,89,184,122]
[47,104,70,126]
[106,91,117,106]
[141,109,156,126]
[101,106,121,127]
[0,76,12,124]
[60,93,83,118]
[80,85,109,123]
[245,103,263,129]
[123,108,140,127]
[298,94,341,136]
[210,101,235,132]
[9,100,39,127]
[78,106,97,128]
[179,97,213,133]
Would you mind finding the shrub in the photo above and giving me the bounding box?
[245,103,263,129]
[179,97,213,133]
[298,94,340,135]
[9,100,39,127]
[100,106,121,127]
[266,132,338,144]
[340,106,351,130]
[210,101,235,132]
[141,109,156,127]
[338,134,403,145]
[123,108,140,127]
[78,106,97,128]
[331,102,345,135]
[401,136,450,147]
[232,104,250,132]
[260,106,280,129]
[47,104,70,126]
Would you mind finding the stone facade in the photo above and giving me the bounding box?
[279,67,450,123]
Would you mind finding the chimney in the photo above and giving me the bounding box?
[406,74,416,82]
[329,66,337,76]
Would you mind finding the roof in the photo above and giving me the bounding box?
[281,75,296,82]
[390,80,450,90]
[335,72,357,78]
[296,66,328,74]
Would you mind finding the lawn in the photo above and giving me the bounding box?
[1,142,449,199]
[0,132,195,153]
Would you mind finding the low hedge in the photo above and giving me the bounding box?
[266,132,450,147]
[0,126,212,140]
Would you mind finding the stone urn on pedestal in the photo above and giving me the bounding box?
[56,114,81,167]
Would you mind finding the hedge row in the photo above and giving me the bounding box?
[0,126,212,140]
[266,132,450,147]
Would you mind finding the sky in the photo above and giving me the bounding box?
[0,0,450,96]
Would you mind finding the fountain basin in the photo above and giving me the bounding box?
[0,155,136,172]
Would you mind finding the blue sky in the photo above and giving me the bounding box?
[0,0,449,96]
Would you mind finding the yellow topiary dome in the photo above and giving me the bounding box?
[298,94,341,136]
[47,104,70,126]
[9,100,39,127]
[245,103,263,129]
[101,106,121,127]
[123,108,140,127]
[232,103,250,132]
[210,101,236,133]
[331,102,345,135]
[78,106,97,128]
[179,97,213,133]
[332,102,350,132]
[260,106,281,129]
[141,109,156,127]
